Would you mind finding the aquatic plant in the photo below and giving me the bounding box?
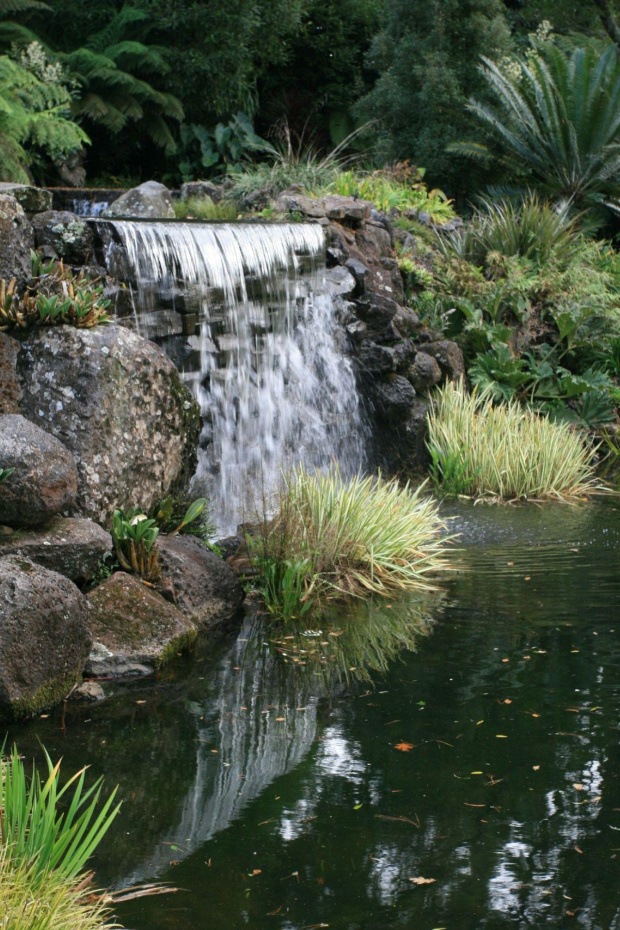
[0,744,120,884]
[251,465,448,620]
[427,380,597,500]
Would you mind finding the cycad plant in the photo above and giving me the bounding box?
[452,43,620,222]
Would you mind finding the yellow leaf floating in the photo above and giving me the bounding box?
[409,877,436,885]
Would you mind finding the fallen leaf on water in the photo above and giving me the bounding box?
[276,717,286,721]
[353,803,363,810]
[409,877,436,885]
[476,720,484,725]
[395,742,414,752]
[574,846,583,854]
[496,734,508,738]
[573,783,584,791]
[503,699,513,705]
[502,658,510,663]
[524,576,531,581]
[464,802,486,808]
[532,713,540,718]
[471,771,483,775]
[533,765,540,771]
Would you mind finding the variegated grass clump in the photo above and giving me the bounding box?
[252,465,448,620]
[428,380,597,501]
[0,849,117,930]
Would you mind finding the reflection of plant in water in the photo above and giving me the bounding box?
[269,591,443,686]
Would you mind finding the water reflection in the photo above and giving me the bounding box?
[6,501,620,930]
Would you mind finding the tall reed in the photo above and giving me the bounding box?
[427,381,597,500]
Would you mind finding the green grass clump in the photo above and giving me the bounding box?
[252,465,448,621]
[428,380,597,501]
[328,168,454,223]
[174,197,239,221]
[0,849,116,930]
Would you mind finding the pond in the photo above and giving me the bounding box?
[6,499,620,930]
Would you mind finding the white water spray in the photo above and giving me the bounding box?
[106,220,367,532]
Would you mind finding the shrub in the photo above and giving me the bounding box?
[251,465,448,620]
[427,380,597,500]
[112,508,161,583]
[328,164,455,223]
[439,195,580,267]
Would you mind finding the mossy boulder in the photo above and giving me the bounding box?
[0,516,112,582]
[16,325,201,527]
[0,193,34,288]
[0,556,91,721]
[85,572,197,677]
[0,414,78,527]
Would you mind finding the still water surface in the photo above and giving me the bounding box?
[7,500,620,929]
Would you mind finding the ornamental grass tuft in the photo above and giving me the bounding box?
[428,380,597,501]
[251,466,448,621]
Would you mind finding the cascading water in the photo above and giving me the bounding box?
[103,220,367,532]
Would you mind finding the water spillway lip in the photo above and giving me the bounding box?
[88,215,325,227]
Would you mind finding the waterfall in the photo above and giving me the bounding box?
[104,220,367,532]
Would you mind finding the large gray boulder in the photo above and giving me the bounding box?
[32,210,93,264]
[180,180,224,203]
[0,182,52,214]
[0,516,112,582]
[0,194,34,287]
[157,534,245,629]
[0,414,78,527]
[0,333,21,415]
[103,181,175,220]
[85,572,197,677]
[0,556,91,720]
[16,325,201,527]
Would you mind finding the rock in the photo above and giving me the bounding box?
[373,375,417,420]
[392,339,417,371]
[355,293,400,342]
[16,325,201,527]
[0,414,78,527]
[323,265,356,298]
[393,306,421,338]
[85,572,197,677]
[70,680,105,702]
[409,352,442,392]
[358,340,396,375]
[180,180,224,203]
[0,194,34,288]
[355,225,392,261]
[0,333,21,414]
[32,211,93,264]
[346,320,367,342]
[0,556,91,720]
[0,182,52,214]
[420,340,465,381]
[54,149,87,188]
[344,257,369,294]
[274,191,326,218]
[157,534,245,629]
[0,516,112,582]
[321,195,373,227]
[103,181,175,220]
[240,188,272,212]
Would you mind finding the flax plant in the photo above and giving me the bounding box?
[428,380,597,501]
[252,466,448,620]
[0,744,120,886]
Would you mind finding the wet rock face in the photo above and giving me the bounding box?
[373,375,417,421]
[157,534,245,629]
[0,556,91,721]
[421,340,465,382]
[0,194,34,288]
[32,210,94,264]
[103,181,175,220]
[0,516,112,582]
[16,325,201,527]
[409,352,442,391]
[0,414,78,527]
[85,572,197,677]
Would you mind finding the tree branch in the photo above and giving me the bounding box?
[592,0,620,47]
